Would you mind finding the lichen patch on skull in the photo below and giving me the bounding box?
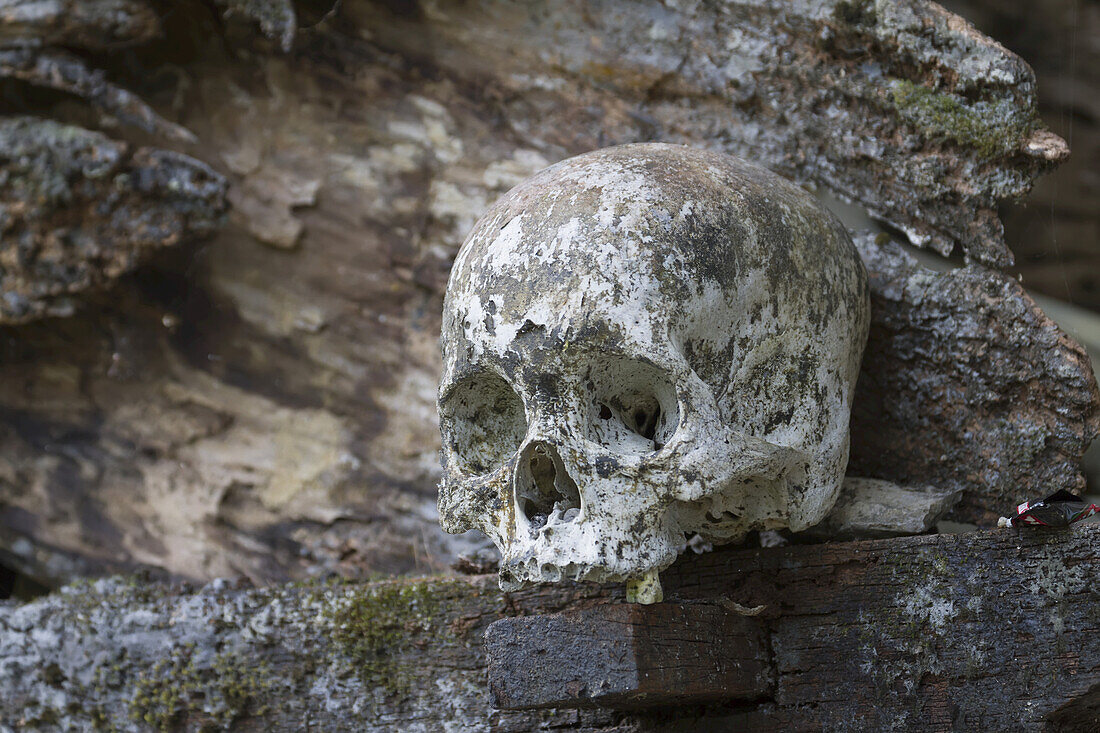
[438,143,870,590]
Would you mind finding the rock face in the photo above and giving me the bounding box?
[851,236,1100,524]
[0,118,226,324]
[0,0,1094,588]
[810,477,962,539]
[940,0,1100,311]
[441,144,870,588]
[0,1,161,49]
[344,0,1065,268]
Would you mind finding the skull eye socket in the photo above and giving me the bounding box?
[587,357,679,454]
[442,372,526,475]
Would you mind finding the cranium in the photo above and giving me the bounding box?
[438,143,869,591]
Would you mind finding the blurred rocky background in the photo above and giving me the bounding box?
[0,0,1096,601]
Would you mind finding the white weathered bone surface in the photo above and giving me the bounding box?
[438,144,870,589]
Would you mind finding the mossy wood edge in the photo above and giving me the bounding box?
[1,524,1096,731]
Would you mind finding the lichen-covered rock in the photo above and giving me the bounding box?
[0,47,196,142]
[0,0,161,50]
[214,0,297,52]
[0,116,227,324]
[0,575,481,730]
[440,144,870,589]
[0,573,612,731]
[349,0,1065,268]
[941,0,1100,311]
[850,235,1100,524]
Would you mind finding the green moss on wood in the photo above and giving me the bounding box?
[126,644,274,730]
[323,578,460,695]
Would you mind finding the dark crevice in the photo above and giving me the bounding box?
[0,560,50,602]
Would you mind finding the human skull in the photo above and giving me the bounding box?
[438,143,869,590]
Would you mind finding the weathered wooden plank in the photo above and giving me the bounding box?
[485,603,771,710]
[662,524,1100,731]
[1,525,1095,730]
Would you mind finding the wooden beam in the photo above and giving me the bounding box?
[1,525,1096,730]
[485,603,771,710]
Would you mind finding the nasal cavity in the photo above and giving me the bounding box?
[515,443,581,532]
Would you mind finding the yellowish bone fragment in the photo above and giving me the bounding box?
[625,570,663,604]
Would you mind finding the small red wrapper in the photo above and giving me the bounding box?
[1009,489,1100,527]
